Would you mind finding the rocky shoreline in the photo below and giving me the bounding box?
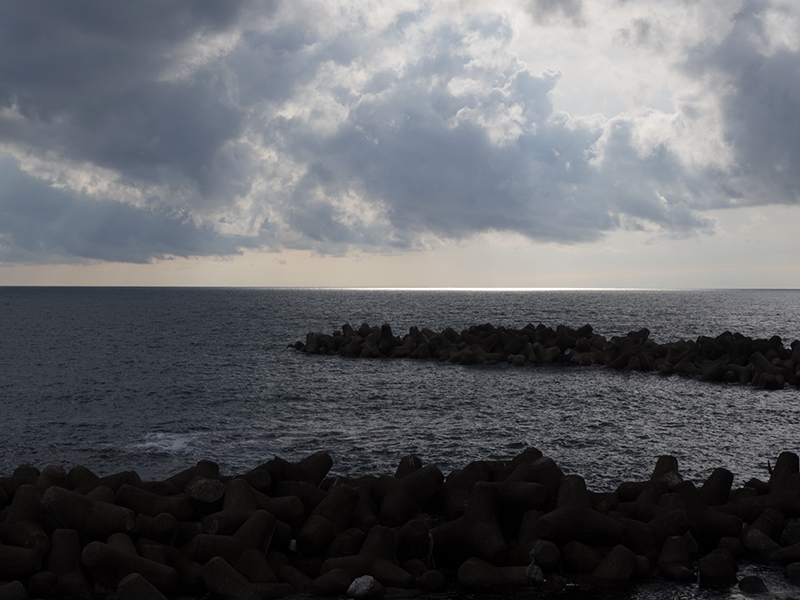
[292,322,800,389]
[3,450,800,599]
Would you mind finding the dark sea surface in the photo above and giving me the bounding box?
[3,287,800,598]
[2,287,800,488]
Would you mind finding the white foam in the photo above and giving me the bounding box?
[132,432,201,454]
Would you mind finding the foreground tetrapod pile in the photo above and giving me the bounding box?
[3,449,800,599]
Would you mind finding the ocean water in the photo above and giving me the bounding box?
[2,286,799,490]
[3,287,800,598]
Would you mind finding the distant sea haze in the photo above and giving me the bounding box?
[1,287,799,492]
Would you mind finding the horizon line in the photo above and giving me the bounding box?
[2,285,799,292]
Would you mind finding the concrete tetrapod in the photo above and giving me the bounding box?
[294,321,800,389]
[41,486,136,539]
[0,484,49,554]
[321,525,415,588]
[377,464,444,527]
[431,482,509,567]
[5,448,800,598]
[81,540,178,592]
[297,482,359,555]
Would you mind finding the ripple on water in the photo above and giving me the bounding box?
[1,287,799,488]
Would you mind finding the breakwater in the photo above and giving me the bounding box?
[292,322,800,389]
[2,451,800,598]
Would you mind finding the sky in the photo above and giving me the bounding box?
[0,0,798,288]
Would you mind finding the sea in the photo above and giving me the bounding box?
[2,287,800,598]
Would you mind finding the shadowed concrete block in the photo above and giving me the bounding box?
[657,535,693,569]
[235,547,278,584]
[308,568,352,596]
[223,477,259,513]
[698,548,737,589]
[117,572,169,600]
[513,457,564,501]
[134,512,178,544]
[535,505,624,546]
[431,482,509,566]
[350,483,380,533]
[201,556,251,596]
[749,507,786,542]
[395,455,423,478]
[438,461,493,520]
[276,564,312,590]
[557,475,592,509]
[532,539,560,570]
[29,570,59,598]
[202,556,292,599]
[297,483,358,555]
[651,456,683,488]
[321,525,415,588]
[620,518,658,564]
[115,484,194,520]
[699,468,733,506]
[107,532,138,555]
[252,486,306,527]
[0,581,28,600]
[234,509,276,553]
[237,468,273,493]
[718,536,744,559]
[457,557,528,588]
[394,518,430,564]
[378,464,443,527]
[36,465,67,493]
[0,484,49,554]
[738,575,768,594]
[591,544,637,587]
[561,541,603,574]
[261,451,333,488]
[742,527,781,560]
[512,509,543,566]
[783,519,800,547]
[0,543,41,581]
[141,541,204,590]
[81,541,178,592]
[74,470,140,495]
[419,569,447,591]
[187,533,245,565]
[648,510,690,546]
[770,452,800,490]
[85,485,116,504]
[42,486,136,539]
[785,562,800,584]
[494,481,548,513]
[46,529,92,598]
[185,477,226,505]
[202,509,252,535]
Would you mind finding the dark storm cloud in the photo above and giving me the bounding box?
[0,1,248,117]
[685,0,800,205]
[0,157,255,264]
[0,1,261,204]
[0,1,796,265]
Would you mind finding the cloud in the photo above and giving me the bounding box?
[0,0,797,265]
[526,0,585,26]
[0,157,256,264]
[684,0,800,206]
